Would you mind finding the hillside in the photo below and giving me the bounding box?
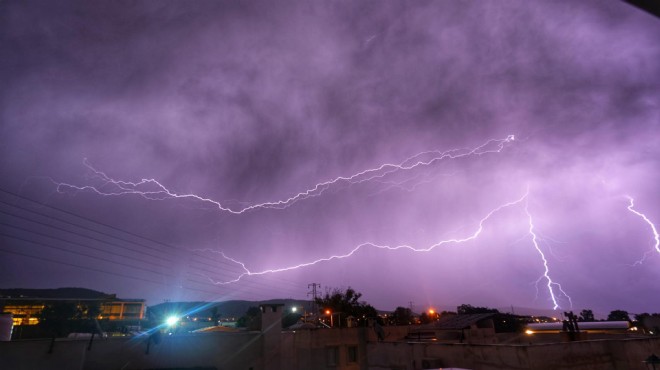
[0,287,114,299]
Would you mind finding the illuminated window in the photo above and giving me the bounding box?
[3,304,44,326]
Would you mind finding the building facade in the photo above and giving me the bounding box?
[0,297,145,327]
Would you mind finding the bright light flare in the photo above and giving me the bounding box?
[165,316,179,326]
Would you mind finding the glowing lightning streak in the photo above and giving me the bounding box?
[626,196,660,254]
[524,200,571,310]
[53,135,515,214]
[48,130,572,309]
[200,192,528,283]
[196,188,569,309]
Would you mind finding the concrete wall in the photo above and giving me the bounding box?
[260,304,283,370]
[0,339,88,370]
[366,337,660,370]
[3,324,658,370]
[0,322,411,370]
[278,325,410,370]
[0,331,263,370]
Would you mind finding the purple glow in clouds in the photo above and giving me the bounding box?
[1,0,658,314]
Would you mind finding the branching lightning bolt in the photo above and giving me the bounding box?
[524,200,571,310]
[196,188,569,309]
[626,196,660,266]
[48,133,574,309]
[52,135,515,214]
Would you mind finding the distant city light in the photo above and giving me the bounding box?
[291,307,298,313]
[525,330,534,335]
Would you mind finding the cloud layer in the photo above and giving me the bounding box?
[1,0,658,314]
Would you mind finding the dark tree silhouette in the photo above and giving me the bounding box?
[314,287,377,327]
[457,304,499,315]
[607,310,630,321]
[39,302,78,338]
[236,306,261,330]
[392,306,413,325]
[579,309,595,322]
[419,312,432,324]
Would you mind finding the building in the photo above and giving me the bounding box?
[0,288,145,328]
[98,300,145,321]
[0,304,659,370]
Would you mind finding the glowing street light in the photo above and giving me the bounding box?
[427,308,440,321]
[325,309,334,327]
[165,316,179,327]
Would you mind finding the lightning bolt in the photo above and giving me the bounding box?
[194,188,569,309]
[48,133,571,309]
[524,200,571,310]
[626,196,660,266]
[52,135,515,214]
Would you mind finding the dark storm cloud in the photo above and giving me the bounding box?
[1,0,658,314]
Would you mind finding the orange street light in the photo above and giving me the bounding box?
[325,309,334,327]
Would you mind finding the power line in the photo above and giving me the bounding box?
[0,198,170,254]
[0,221,169,269]
[0,188,181,252]
[0,212,307,297]
[185,277,304,298]
[0,208,175,263]
[0,232,174,278]
[0,245,302,302]
[0,196,252,279]
[1,190,256,272]
[0,188,317,301]
[184,264,306,295]
[0,244,293,301]
[0,247,167,286]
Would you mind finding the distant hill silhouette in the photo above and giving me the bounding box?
[0,287,114,299]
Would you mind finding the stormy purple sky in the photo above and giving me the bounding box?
[1,1,658,316]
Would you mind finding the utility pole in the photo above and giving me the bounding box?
[307,283,321,322]
[409,301,414,312]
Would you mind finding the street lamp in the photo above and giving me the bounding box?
[644,354,660,370]
[325,309,333,327]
